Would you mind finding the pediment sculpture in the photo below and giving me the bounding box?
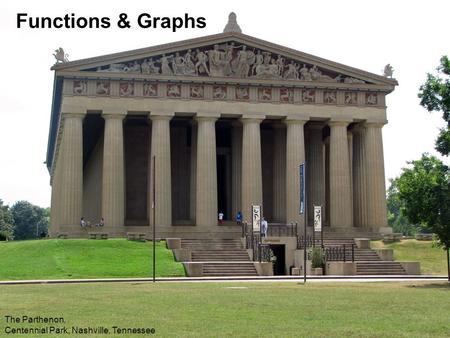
[84,42,367,84]
[53,47,69,64]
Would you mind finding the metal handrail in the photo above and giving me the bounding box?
[242,222,272,262]
[323,244,355,262]
[266,223,298,237]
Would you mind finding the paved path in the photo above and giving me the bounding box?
[0,275,447,285]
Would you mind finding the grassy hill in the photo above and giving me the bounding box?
[0,239,185,280]
[371,239,447,275]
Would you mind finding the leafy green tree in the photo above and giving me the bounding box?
[386,179,421,235]
[418,55,450,156]
[11,201,49,240]
[396,154,450,280]
[0,199,14,240]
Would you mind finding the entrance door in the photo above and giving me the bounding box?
[270,244,286,275]
[217,154,228,220]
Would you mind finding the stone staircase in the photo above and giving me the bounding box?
[355,261,406,275]
[202,263,258,276]
[179,235,408,276]
[313,238,407,275]
[181,239,258,276]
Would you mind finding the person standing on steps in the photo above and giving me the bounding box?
[218,212,224,224]
[261,217,268,237]
[236,211,242,226]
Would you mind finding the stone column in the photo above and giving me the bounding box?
[272,124,286,223]
[149,115,173,227]
[59,112,84,228]
[306,123,325,226]
[285,118,307,225]
[189,122,197,223]
[231,121,242,219]
[347,131,354,228]
[241,116,264,223]
[324,138,330,226]
[50,164,62,235]
[195,116,218,226]
[328,120,353,228]
[102,113,126,235]
[352,125,368,228]
[364,122,389,231]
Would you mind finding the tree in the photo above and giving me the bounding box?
[396,154,450,280]
[418,55,450,156]
[11,201,49,240]
[386,179,421,235]
[0,199,14,240]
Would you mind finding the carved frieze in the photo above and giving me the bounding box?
[143,82,158,97]
[213,86,227,100]
[96,81,110,95]
[190,85,204,99]
[120,82,134,96]
[73,80,87,95]
[236,86,249,100]
[167,84,181,98]
[366,92,378,105]
[70,80,383,107]
[345,92,357,105]
[324,91,337,104]
[302,89,315,103]
[280,88,294,103]
[86,41,367,84]
[258,88,272,101]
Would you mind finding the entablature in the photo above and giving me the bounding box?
[60,77,387,108]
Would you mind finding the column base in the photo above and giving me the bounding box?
[377,226,393,235]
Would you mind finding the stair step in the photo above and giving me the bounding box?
[182,239,256,276]
[356,260,406,275]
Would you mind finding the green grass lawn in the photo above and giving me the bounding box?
[1,282,449,337]
[0,239,185,280]
[371,239,447,275]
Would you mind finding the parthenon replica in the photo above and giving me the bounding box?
[47,13,397,240]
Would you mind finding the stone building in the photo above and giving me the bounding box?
[47,13,397,239]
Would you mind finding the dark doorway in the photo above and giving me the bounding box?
[217,154,228,220]
[124,117,149,223]
[270,244,286,275]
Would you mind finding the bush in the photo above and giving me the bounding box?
[311,247,325,268]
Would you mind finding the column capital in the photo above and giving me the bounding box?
[62,112,86,120]
[241,115,265,124]
[150,114,173,121]
[352,123,366,134]
[102,113,126,120]
[284,118,308,126]
[328,120,352,127]
[363,120,387,128]
[195,116,218,123]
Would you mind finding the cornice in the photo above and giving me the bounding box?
[57,70,395,93]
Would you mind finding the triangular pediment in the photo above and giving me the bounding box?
[53,32,396,87]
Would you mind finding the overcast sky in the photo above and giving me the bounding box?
[0,0,448,208]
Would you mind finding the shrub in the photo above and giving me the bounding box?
[311,247,325,268]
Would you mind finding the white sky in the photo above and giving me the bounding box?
[0,0,449,208]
